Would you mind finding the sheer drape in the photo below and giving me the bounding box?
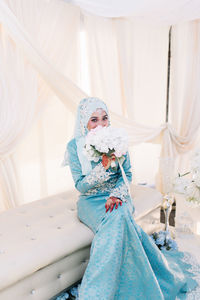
[113,19,169,184]
[170,21,200,235]
[64,0,200,24]
[157,20,200,195]
[82,14,200,234]
[0,0,200,237]
[0,27,38,209]
[170,21,200,152]
[0,0,85,110]
[82,15,125,115]
[0,0,81,209]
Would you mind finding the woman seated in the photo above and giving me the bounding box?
[64,97,198,300]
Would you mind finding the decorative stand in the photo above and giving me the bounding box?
[162,194,174,233]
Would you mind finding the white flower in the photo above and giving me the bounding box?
[192,171,200,187]
[184,181,200,203]
[84,126,128,164]
[173,149,200,206]
[85,144,92,151]
[173,176,189,194]
[191,149,200,172]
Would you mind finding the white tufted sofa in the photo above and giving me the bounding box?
[0,184,163,300]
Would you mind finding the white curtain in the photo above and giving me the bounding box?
[158,20,200,195]
[82,15,169,184]
[170,20,200,235]
[1,0,200,230]
[0,26,38,209]
[77,13,200,196]
[0,0,82,209]
[0,0,166,208]
[3,0,196,151]
[65,0,200,23]
[0,0,85,112]
[82,13,200,235]
[170,21,200,152]
[113,19,170,185]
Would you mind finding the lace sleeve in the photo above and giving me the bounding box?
[85,163,110,185]
[67,139,111,193]
[109,184,129,202]
[108,152,132,202]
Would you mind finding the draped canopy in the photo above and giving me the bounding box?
[64,0,200,24]
[0,0,200,235]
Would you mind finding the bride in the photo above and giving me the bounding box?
[64,97,198,299]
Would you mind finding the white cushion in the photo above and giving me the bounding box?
[0,184,162,295]
[131,185,162,220]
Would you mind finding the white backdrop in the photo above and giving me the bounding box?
[0,0,82,209]
[0,0,200,235]
[65,0,200,23]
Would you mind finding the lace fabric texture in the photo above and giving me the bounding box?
[67,138,199,300]
[176,252,200,299]
[109,183,129,202]
[85,163,111,185]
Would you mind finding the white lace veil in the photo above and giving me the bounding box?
[61,97,110,175]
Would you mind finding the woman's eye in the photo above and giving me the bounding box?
[103,116,108,121]
[91,119,97,122]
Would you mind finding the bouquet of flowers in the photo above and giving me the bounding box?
[150,230,178,251]
[84,125,129,168]
[173,149,200,207]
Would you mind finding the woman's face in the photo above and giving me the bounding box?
[87,109,109,131]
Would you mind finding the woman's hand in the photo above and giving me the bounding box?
[102,153,116,170]
[105,196,122,213]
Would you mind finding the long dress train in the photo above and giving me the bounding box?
[67,138,198,300]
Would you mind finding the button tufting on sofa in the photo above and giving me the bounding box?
[0,185,163,300]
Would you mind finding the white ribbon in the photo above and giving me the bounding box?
[117,158,131,196]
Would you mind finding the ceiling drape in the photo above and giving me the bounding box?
[0,0,200,238]
[64,0,200,24]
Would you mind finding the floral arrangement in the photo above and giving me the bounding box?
[56,284,80,300]
[84,125,128,167]
[173,149,200,207]
[150,230,178,251]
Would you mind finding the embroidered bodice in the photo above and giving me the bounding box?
[67,138,132,201]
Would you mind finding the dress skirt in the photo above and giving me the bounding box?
[77,193,197,300]
[66,139,198,299]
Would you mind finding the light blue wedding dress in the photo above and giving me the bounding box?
[67,138,198,300]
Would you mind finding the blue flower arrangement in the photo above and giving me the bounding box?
[55,291,69,300]
[55,284,80,300]
[150,230,178,251]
